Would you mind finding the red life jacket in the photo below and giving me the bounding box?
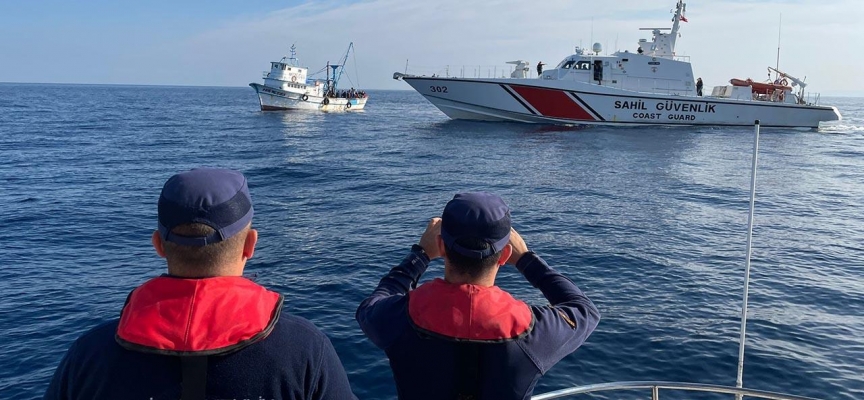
[408,278,533,341]
[116,276,282,355]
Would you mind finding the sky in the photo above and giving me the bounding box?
[1,0,862,95]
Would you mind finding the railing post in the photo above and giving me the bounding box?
[736,120,761,400]
[652,386,660,400]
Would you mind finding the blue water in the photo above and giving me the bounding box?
[1,83,863,399]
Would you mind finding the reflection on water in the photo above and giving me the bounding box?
[276,110,323,136]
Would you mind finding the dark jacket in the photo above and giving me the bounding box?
[356,248,600,400]
[45,276,356,400]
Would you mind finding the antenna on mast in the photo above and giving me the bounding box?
[775,13,782,81]
[283,43,300,66]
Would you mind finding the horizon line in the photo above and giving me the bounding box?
[1,81,862,98]
[0,80,415,91]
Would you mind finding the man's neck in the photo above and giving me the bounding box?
[166,264,244,278]
[443,271,496,287]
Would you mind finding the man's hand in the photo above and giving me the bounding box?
[506,228,529,265]
[418,217,442,260]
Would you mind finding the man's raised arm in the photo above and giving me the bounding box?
[355,218,441,349]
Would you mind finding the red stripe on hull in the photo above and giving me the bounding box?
[510,86,595,121]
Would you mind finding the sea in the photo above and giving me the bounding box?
[0,83,862,400]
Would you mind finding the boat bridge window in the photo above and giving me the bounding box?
[560,60,576,69]
[574,61,591,70]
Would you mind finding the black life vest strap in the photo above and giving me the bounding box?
[180,356,208,400]
[455,343,481,400]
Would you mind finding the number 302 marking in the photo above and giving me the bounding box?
[430,86,448,93]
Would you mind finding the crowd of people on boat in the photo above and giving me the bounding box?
[328,87,367,99]
[45,168,600,400]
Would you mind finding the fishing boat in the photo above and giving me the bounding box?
[394,1,840,128]
[250,43,368,111]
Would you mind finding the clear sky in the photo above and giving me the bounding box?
[1,0,861,95]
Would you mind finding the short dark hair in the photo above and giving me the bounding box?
[444,237,502,278]
[163,223,248,275]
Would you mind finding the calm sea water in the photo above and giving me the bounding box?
[0,83,862,399]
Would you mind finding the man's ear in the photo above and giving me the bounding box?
[152,231,166,258]
[242,229,258,260]
[498,244,513,266]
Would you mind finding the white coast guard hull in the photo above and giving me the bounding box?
[249,83,367,112]
[400,77,840,128]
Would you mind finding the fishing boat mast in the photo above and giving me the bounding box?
[323,42,358,96]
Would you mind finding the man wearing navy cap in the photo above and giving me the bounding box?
[356,192,600,400]
[46,168,356,400]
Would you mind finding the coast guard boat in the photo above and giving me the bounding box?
[250,43,368,111]
[394,1,840,128]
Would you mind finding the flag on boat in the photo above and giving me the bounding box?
[680,15,688,22]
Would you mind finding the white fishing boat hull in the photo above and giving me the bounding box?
[399,76,840,128]
[249,83,367,112]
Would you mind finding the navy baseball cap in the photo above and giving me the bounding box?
[440,192,511,259]
[157,168,253,247]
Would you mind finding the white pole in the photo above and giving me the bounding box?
[736,120,761,398]
[775,13,782,79]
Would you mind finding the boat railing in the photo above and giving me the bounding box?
[404,65,537,79]
[673,55,691,62]
[531,381,820,400]
[403,64,710,97]
[806,92,822,106]
[615,76,691,96]
[747,90,823,106]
